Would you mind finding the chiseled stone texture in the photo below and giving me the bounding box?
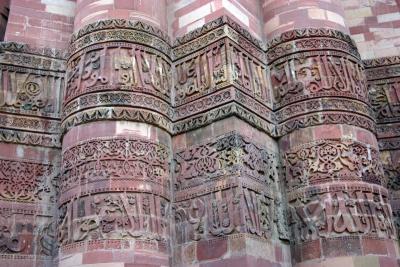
[0,0,400,267]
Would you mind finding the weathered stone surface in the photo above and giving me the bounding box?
[0,0,399,266]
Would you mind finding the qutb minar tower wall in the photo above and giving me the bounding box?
[0,0,400,266]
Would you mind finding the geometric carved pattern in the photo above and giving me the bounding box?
[1,12,400,266]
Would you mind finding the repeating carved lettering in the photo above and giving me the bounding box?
[369,81,400,122]
[174,186,273,243]
[230,43,269,101]
[58,192,169,245]
[271,55,367,106]
[288,185,396,243]
[65,45,172,104]
[174,42,226,103]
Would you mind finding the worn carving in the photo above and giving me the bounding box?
[65,45,172,105]
[0,209,55,257]
[174,186,273,243]
[174,41,227,103]
[58,192,169,245]
[230,43,269,101]
[0,158,59,203]
[288,185,396,243]
[174,133,278,190]
[271,54,367,106]
[369,81,400,122]
[284,139,384,190]
[1,12,399,265]
[61,137,170,196]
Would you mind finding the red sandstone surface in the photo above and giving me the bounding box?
[0,1,399,267]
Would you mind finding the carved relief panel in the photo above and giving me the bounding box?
[0,209,56,258]
[0,158,59,203]
[174,41,227,104]
[61,137,170,201]
[174,133,279,191]
[65,44,172,105]
[0,44,65,117]
[288,184,396,243]
[369,79,400,123]
[270,54,368,107]
[284,139,385,191]
[58,192,169,245]
[174,186,274,244]
[229,42,269,102]
[0,70,63,113]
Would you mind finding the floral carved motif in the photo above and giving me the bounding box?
[284,140,384,191]
[61,137,170,195]
[0,158,58,202]
[174,133,279,190]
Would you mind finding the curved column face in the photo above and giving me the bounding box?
[0,42,64,267]
[262,0,347,39]
[63,20,172,134]
[365,56,400,264]
[74,0,167,32]
[59,17,173,266]
[265,2,399,264]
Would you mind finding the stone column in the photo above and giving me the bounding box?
[170,13,291,267]
[0,1,73,266]
[263,0,399,266]
[59,1,172,266]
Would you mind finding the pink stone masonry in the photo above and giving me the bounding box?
[0,1,400,267]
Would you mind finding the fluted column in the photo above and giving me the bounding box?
[59,1,172,266]
[263,0,399,266]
